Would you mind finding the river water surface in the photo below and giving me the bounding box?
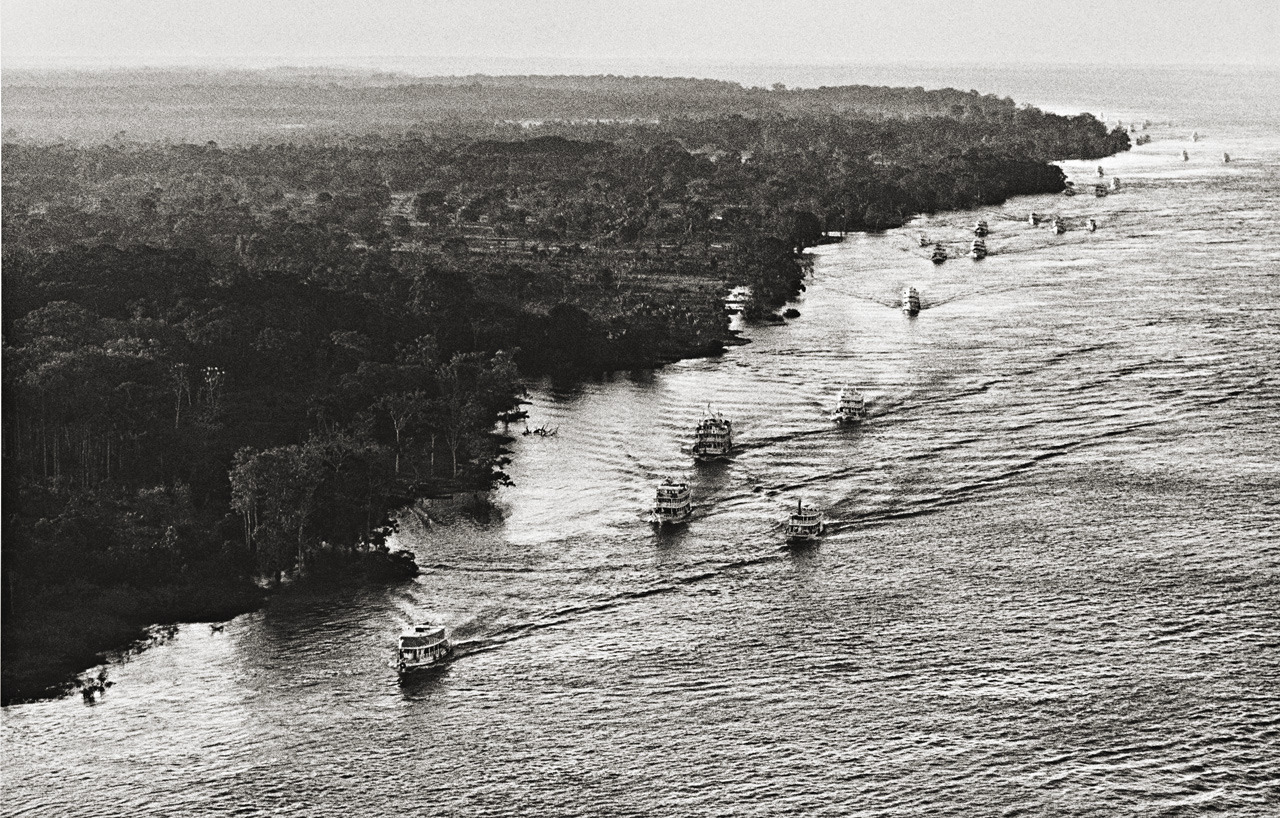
[4,74,1280,817]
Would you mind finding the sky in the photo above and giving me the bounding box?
[2,0,1278,70]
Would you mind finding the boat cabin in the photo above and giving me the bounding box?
[396,624,453,672]
[785,500,825,542]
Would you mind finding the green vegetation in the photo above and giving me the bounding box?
[1,71,1129,702]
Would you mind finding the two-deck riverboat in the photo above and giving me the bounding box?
[902,286,921,316]
[930,243,947,264]
[973,220,989,237]
[969,238,987,259]
[692,412,733,461]
[832,386,865,425]
[651,478,693,525]
[784,500,826,545]
[394,624,454,674]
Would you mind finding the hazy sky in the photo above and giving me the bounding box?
[3,0,1277,69]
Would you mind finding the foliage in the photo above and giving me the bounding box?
[0,72,1129,700]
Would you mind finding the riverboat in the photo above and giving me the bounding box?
[918,234,930,247]
[832,386,865,424]
[930,243,947,264]
[1029,212,1041,225]
[1183,149,1190,161]
[1052,217,1067,235]
[1096,165,1105,177]
[1223,152,1231,163]
[902,286,921,316]
[394,624,454,674]
[651,478,693,525]
[974,220,989,236]
[1110,177,1121,191]
[969,238,987,259]
[1088,218,1098,232]
[692,411,733,460]
[1094,185,1108,198]
[784,500,826,545]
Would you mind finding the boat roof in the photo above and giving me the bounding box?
[404,624,446,639]
[400,633,447,648]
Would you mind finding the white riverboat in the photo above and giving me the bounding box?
[784,500,826,545]
[832,386,866,425]
[692,412,733,461]
[394,624,454,674]
[902,286,921,316]
[651,478,692,525]
[1052,217,1067,234]
[969,238,987,259]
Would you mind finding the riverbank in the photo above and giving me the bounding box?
[0,544,427,705]
[1,573,264,704]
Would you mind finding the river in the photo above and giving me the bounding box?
[4,68,1279,816]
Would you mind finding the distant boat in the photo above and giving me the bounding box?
[784,499,826,545]
[1029,212,1041,225]
[1094,185,1109,198]
[902,286,921,316]
[1110,177,1121,191]
[1052,217,1066,235]
[930,243,947,264]
[832,386,866,425]
[973,219,989,237]
[918,234,931,248]
[651,478,692,526]
[692,411,733,461]
[1182,150,1190,161]
[1088,218,1098,232]
[969,238,987,259]
[1192,131,1199,142]
[1096,165,1105,177]
[394,624,453,674]
[1063,185,1077,197]
[1223,152,1231,163]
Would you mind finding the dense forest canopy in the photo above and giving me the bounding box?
[0,72,1129,701]
[4,69,1110,144]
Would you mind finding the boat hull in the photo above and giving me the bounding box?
[651,509,693,526]
[785,528,824,545]
[786,535,822,545]
[693,450,731,462]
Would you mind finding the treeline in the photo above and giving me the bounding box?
[1,76,1128,701]
[3,69,1125,146]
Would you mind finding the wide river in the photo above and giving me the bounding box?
[5,76,1280,816]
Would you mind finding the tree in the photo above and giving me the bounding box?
[229,444,323,583]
